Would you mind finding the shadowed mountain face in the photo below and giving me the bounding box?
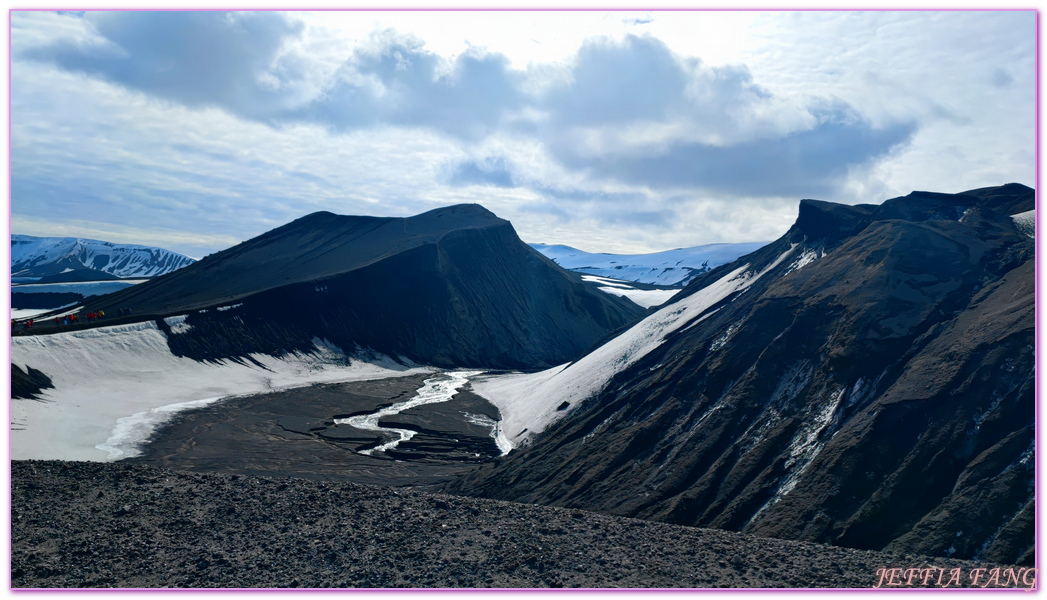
[73,204,645,369]
[450,184,1035,564]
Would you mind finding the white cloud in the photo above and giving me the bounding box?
[8,9,1036,259]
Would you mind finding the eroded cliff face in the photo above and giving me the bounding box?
[452,184,1035,565]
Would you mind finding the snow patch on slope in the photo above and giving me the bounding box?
[11,322,430,461]
[595,286,680,309]
[783,249,820,276]
[745,384,845,529]
[96,397,223,460]
[11,305,78,320]
[475,245,797,449]
[581,275,680,308]
[1011,209,1034,238]
[163,314,192,334]
[581,275,631,288]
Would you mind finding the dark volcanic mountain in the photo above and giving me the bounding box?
[69,204,645,369]
[450,184,1035,565]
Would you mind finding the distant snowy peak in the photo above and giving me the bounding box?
[530,241,769,287]
[12,235,195,279]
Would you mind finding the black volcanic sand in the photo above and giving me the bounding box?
[124,373,503,487]
[13,461,1026,589]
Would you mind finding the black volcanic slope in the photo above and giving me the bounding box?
[66,205,644,369]
[13,461,1019,588]
[449,184,1035,565]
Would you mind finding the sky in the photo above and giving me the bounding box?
[8,9,1037,259]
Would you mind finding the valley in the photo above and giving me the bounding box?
[122,372,506,486]
[9,9,1038,590]
[10,184,1037,588]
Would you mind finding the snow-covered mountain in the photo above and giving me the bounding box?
[530,241,769,287]
[12,235,196,279]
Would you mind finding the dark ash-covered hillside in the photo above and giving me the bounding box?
[449,184,1035,565]
[58,204,645,369]
[12,461,1021,589]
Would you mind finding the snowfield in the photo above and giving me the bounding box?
[580,275,680,308]
[474,245,797,448]
[11,305,78,320]
[11,323,430,461]
[593,286,680,309]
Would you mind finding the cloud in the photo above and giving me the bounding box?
[24,11,307,119]
[447,157,515,188]
[552,102,917,197]
[991,68,1014,88]
[22,11,1008,258]
[537,35,780,147]
[296,33,526,139]
[542,35,696,127]
[624,13,654,26]
[24,17,910,198]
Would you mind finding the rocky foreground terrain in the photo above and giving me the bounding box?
[12,461,1028,589]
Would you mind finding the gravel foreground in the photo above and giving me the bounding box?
[12,460,1029,589]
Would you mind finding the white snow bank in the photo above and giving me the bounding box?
[11,305,77,320]
[95,397,224,460]
[581,275,633,289]
[11,321,430,461]
[582,274,680,308]
[596,286,680,308]
[163,315,192,335]
[474,245,797,449]
[1011,209,1034,238]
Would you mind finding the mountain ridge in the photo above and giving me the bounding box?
[36,204,647,370]
[449,183,1035,565]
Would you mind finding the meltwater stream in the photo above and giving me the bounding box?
[336,370,484,456]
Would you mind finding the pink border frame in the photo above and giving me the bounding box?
[6,7,1038,590]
